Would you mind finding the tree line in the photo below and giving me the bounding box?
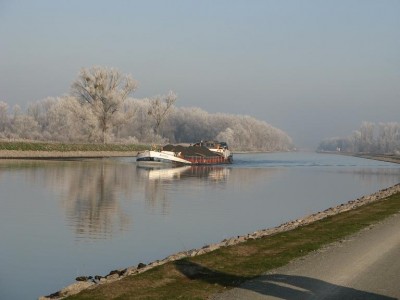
[318,122,400,154]
[0,66,293,152]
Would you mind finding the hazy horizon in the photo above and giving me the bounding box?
[1,1,399,148]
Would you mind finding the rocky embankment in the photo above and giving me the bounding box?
[40,183,400,300]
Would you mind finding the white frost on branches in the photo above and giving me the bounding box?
[0,66,294,151]
[318,121,400,154]
[71,66,138,143]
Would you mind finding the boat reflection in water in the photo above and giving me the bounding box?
[136,165,230,215]
[136,164,230,182]
[140,165,192,181]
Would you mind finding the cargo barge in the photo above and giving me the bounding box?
[136,141,233,165]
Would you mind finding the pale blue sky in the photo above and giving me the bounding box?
[1,0,399,148]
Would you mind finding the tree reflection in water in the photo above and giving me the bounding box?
[3,155,396,243]
[0,160,232,240]
[60,161,134,239]
[0,159,136,239]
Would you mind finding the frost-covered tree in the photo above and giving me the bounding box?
[216,127,235,146]
[147,91,177,135]
[359,122,375,153]
[0,101,9,134]
[48,96,98,142]
[319,122,400,154]
[71,66,138,143]
[119,98,167,144]
[169,107,215,142]
[167,108,293,151]
[377,122,400,154]
[10,105,41,139]
[0,96,294,152]
[27,98,55,132]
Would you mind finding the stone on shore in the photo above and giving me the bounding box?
[39,281,95,300]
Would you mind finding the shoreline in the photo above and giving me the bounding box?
[0,150,139,159]
[350,153,400,164]
[41,182,400,299]
[318,151,400,165]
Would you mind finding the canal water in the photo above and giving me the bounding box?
[0,152,399,299]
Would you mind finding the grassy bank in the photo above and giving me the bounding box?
[352,153,400,164]
[0,141,149,152]
[65,192,400,300]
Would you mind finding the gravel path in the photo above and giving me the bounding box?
[211,212,400,300]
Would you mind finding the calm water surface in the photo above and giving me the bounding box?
[1,152,399,299]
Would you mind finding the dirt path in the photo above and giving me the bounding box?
[211,212,400,300]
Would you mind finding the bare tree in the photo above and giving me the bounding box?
[0,101,9,133]
[147,91,177,135]
[71,66,138,143]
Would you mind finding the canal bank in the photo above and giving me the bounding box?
[40,182,400,300]
[0,150,138,159]
[0,141,147,159]
[211,207,400,299]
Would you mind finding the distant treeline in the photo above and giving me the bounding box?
[0,98,293,152]
[318,122,400,154]
[0,66,293,152]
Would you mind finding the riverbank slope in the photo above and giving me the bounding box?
[212,208,400,299]
[351,153,400,164]
[39,183,400,300]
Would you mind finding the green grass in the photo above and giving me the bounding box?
[65,192,400,300]
[0,141,149,152]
